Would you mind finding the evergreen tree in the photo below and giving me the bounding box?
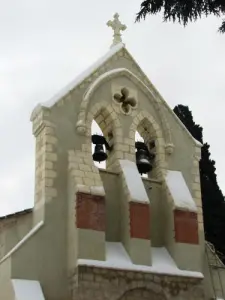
[136,0,225,33]
[174,105,225,262]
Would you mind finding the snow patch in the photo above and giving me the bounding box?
[165,170,197,212]
[90,185,105,196]
[41,43,124,108]
[84,68,127,100]
[12,279,45,300]
[194,138,203,147]
[78,242,203,278]
[119,160,149,204]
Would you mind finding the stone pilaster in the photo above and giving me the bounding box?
[119,160,151,266]
[31,106,58,224]
[68,148,106,261]
[163,172,201,272]
[191,145,203,232]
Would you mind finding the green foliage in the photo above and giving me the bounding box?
[173,104,225,262]
[136,0,225,33]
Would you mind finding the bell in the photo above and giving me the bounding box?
[135,141,153,175]
[93,144,108,163]
[92,134,108,163]
[136,148,152,174]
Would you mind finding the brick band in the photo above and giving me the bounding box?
[174,210,199,244]
[129,202,150,239]
[76,192,105,231]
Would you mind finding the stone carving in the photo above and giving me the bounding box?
[76,120,87,135]
[107,13,127,48]
[113,87,137,115]
[165,143,175,155]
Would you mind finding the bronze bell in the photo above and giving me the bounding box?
[135,141,154,174]
[92,134,108,163]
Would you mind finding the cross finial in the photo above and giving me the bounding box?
[107,13,127,48]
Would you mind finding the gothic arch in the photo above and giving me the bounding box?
[81,101,122,170]
[130,111,167,178]
[76,68,173,149]
[86,101,121,137]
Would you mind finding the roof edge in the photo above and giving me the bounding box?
[31,43,125,116]
[30,43,202,149]
[0,208,33,220]
[121,49,203,148]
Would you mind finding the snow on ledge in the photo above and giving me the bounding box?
[119,160,149,204]
[37,43,124,110]
[0,221,44,264]
[78,242,203,278]
[12,279,45,300]
[165,170,197,212]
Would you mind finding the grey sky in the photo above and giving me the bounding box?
[0,0,224,216]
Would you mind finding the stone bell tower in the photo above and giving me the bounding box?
[0,12,207,300]
[30,12,204,300]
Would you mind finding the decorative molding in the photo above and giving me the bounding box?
[31,45,203,148]
[112,86,137,115]
[76,68,173,148]
[76,120,87,136]
[165,143,175,155]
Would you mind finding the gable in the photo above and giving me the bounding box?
[31,43,201,148]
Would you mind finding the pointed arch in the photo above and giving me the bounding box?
[86,101,121,138]
[83,101,122,171]
[76,68,172,149]
[130,111,167,178]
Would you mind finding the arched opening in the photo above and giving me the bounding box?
[88,105,116,171]
[119,288,166,300]
[91,120,106,169]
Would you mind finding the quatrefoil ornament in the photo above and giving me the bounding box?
[113,87,137,115]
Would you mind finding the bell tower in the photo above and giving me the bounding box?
[28,12,205,300]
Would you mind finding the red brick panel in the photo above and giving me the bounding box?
[174,210,199,244]
[129,202,150,239]
[76,192,105,231]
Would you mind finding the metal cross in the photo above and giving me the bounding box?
[107,13,127,48]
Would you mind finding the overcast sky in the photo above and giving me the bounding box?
[0,0,224,216]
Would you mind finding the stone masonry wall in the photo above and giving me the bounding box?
[70,266,205,300]
[0,211,32,260]
[31,107,58,224]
